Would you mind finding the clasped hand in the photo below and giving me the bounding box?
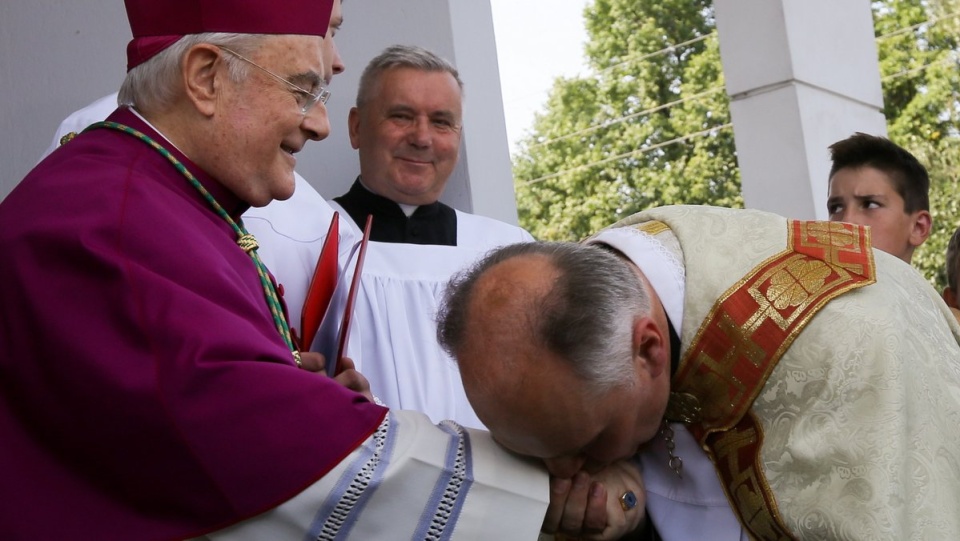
[541,460,646,540]
[297,352,373,402]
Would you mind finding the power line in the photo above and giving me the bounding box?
[520,11,955,150]
[522,15,947,152]
[594,33,717,76]
[585,10,955,80]
[500,27,716,108]
[571,9,955,78]
[520,123,733,187]
[518,52,955,189]
[526,86,725,151]
[881,52,960,81]
[519,51,955,185]
[517,10,957,168]
[875,10,959,41]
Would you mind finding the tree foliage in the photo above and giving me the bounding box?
[513,0,739,242]
[875,0,960,286]
[513,0,960,288]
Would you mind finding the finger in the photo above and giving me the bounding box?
[541,477,571,533]
[335,369,374,401]
[558,471,591,534]
[338,356,357,372]
[297,351,327,373]
[582,481,608,532]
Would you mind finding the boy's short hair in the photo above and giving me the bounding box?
[828,132,930,213]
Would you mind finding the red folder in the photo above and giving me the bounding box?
[298,212,341,351]
[301,213,373,377]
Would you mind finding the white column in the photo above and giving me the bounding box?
[714,0,887,220]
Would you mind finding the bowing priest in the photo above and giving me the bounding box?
[439,204,960,540]
[331,45,534,429]
[0,1,642,539]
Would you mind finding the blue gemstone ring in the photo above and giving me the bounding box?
[619,490,638,511]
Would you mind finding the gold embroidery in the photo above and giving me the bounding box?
[804,220,857,247]
[792,220,874,277]
[766,259,831,311]
[673,219,875,541]
[710,414,798,541]
[637,220,670,236]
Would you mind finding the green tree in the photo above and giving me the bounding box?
[875,0,960,286]
[513,0,739,242]
[513,0,960,288]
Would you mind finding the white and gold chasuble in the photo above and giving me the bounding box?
[608,206,960,541]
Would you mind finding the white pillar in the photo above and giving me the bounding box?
[714,0,888,220]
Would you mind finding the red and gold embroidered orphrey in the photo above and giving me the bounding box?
[671,220,876,541]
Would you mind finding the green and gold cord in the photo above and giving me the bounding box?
[86,121,301,366]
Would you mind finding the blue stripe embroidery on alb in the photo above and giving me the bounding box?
[412,420,474,541]
[309,414,396,540]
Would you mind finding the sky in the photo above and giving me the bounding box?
[489,0,592,153]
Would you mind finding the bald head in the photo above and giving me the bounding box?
[436,241,673,472]
[451,253,557,397]
[438,241,649,392]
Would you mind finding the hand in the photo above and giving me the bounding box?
[585,460,645,540]
[297,353,374,402]
[541,460,645,540]
[333,356,374,402]
[542,471,607,538]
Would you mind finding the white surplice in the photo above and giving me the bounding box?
[331,202,534,429]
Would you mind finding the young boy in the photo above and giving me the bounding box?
[826,132,931,263]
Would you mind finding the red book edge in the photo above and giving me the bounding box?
[332,214,373,374]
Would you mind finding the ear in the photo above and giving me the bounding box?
[347,107,362,150]
[909,210,932,248]
[632,316,668,379]
[181,43,225,117]
[944,286,959,310]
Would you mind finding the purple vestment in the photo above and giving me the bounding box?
[0,108,386,540]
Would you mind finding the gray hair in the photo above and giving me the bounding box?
[355,44,463,107]
[118,32,266,112]
[437,242,650,392]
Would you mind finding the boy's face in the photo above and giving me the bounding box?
[827,165,930,263]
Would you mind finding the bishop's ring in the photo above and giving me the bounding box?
[619,490,638,511]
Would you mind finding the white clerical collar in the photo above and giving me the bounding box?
[588,228,685,334]
[397,203,418,217]
[357,176,419,217]
[129,107,185,155]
